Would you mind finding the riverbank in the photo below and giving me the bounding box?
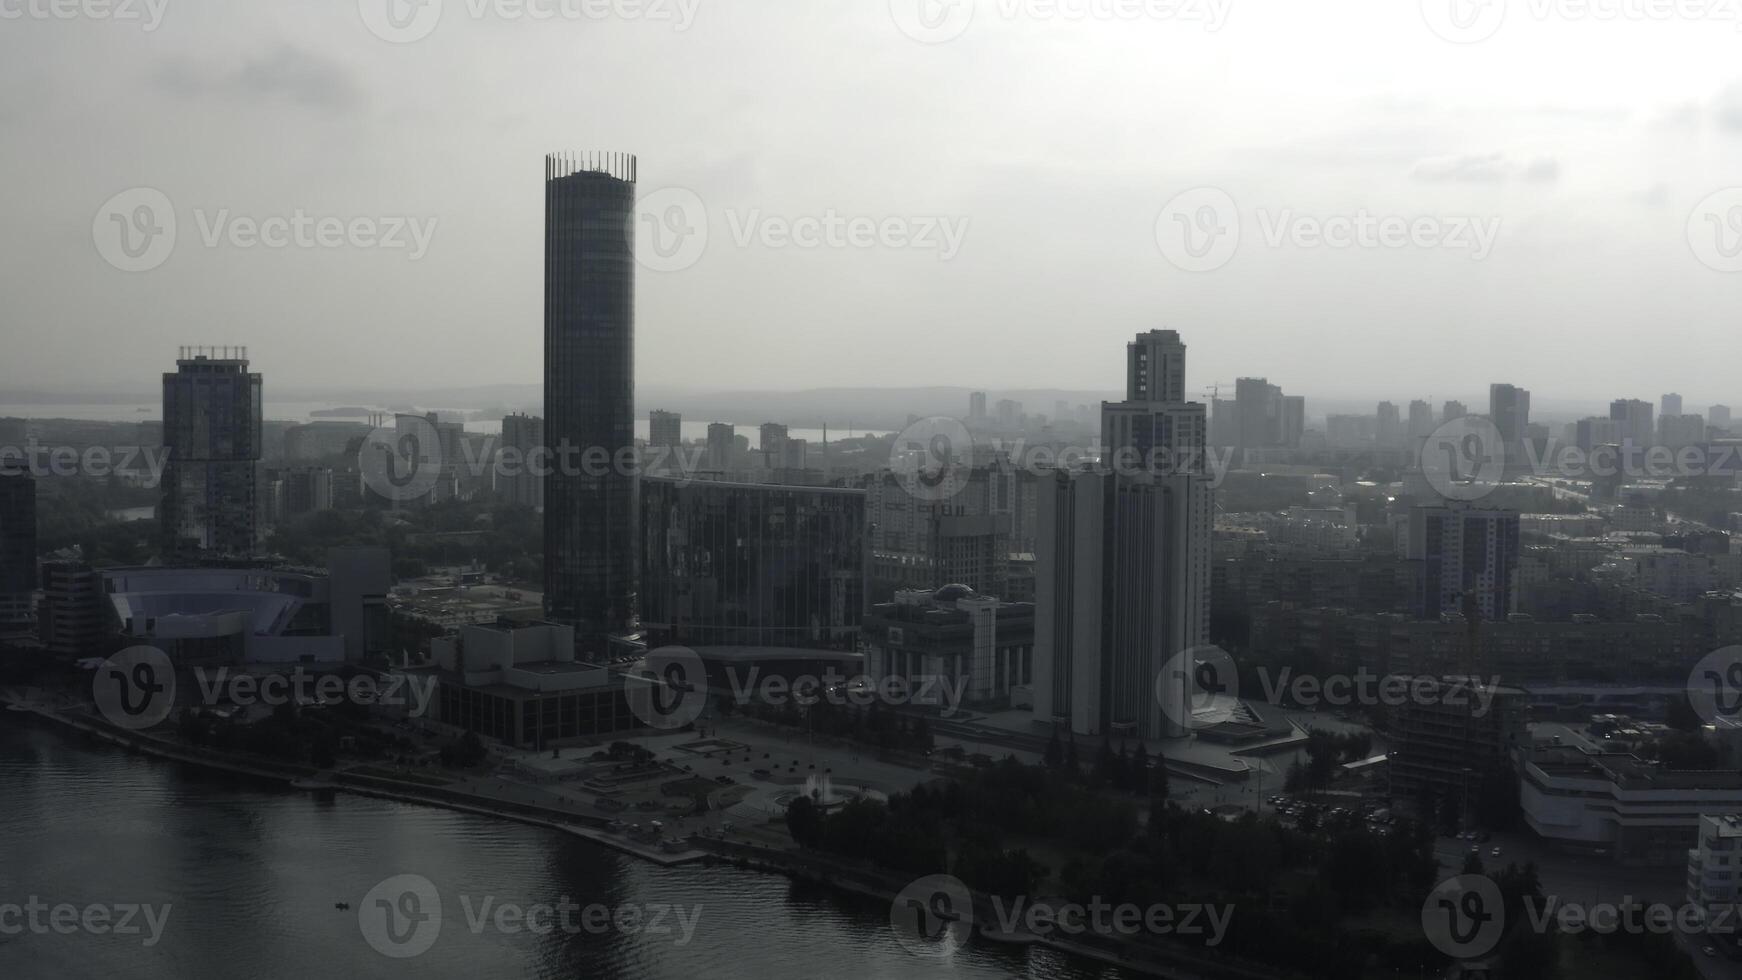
[2,696,1296,980]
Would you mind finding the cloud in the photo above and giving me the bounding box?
[1411,153,1561,184]
[155,46,361,111]
[1716,81,1742,132]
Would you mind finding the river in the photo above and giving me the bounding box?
[0,722,1125,979]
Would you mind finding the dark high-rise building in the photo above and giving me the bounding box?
[161,347,262,559]
[543,152,638,651]
[39,559,102,656]
[1610,398,1655,446]
[649,410,682,450]
[1407,503,1520,622]
[0,466,35,632]
[1234,377,1283,449]
[1489,383,1531,445]
[499,413,544,509]
[640,476,865,651]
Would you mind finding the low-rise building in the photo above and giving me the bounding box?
[863,585,1035,710]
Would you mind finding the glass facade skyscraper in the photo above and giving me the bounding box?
[160,348,262,559]
[641,477,866,651]
[543,153,638,651]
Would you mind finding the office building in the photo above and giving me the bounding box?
[759,422,788,458]
[1442,400,1467,422]
[864,586,1035,710]
[263,466,334,524]
[1687,814,1742,937]
[706,422,737,473]
[996,399,1021,427]
[649,410,682,450]
[0,467,34,633]
[499,413,544,509]
[1489,383,1531,445]
[1280,395,1306,449]
[160,347,262,559]
[1234,377,1283,450]
[640,476,865,651]
[868,470,1011,596]
[1711,405,1732,433]
[1389,678,1525,812]
[1611,398,1655,447]
[1574,416,1624,452]
[543,152,638,652]
[1126,328,1188,403]
[969,391,987,420]
[1376,401,1402,448]
[1407,503,1520,622]
[1523,743,1742,865]
[1660,413,1706,449]
[38,560,103,657]
[1663,393,1684,418]
[1036,331,1214,740]
[1407,400,1434,440]
[420,621,641,749]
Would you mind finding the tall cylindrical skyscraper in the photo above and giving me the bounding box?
[543,152,638,652]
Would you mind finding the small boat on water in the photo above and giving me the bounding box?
[334,902,350,911]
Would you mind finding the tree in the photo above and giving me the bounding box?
[1044,728,1063,768]
[785,795,823,847]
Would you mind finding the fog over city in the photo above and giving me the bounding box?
[3,0,1740,402]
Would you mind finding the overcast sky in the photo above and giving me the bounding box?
[3,0,1740,408]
